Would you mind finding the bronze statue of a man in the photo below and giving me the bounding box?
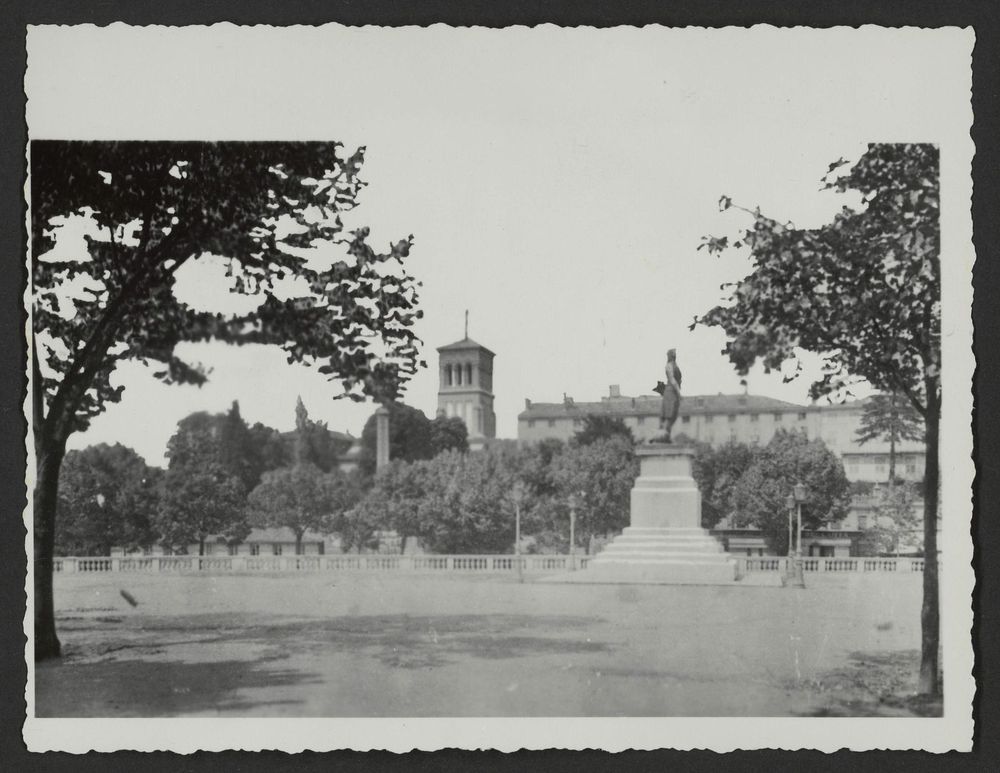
[659,348,682,442]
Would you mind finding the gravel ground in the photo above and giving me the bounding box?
[35,570,937,717]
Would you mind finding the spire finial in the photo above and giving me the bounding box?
[464,309,469,339]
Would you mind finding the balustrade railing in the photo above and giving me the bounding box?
[52,553,920,577]
[735,556,926,576]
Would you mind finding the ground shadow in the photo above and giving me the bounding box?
[792,649,943,717]
[35,654,320,717]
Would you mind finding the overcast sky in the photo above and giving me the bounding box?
[26,25,972,465]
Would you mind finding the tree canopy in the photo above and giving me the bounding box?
[695,143,941,693]
[31,140,425,659]
[572,414,635,447]
[55,444,160,556]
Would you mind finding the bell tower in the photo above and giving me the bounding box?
[437,312,496,449]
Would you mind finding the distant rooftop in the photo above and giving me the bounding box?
[520,392,807,420]
[519,391,875,420]
[436,336,495,356]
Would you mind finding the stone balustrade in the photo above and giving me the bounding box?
[736,556,925,576]
[51,553,593,575]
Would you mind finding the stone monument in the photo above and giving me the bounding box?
[572,349,736,584]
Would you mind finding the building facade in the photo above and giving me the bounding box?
[437,336,497,450]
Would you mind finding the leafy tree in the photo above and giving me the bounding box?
[855,392,925,482]
[30,140,423,659]
[695,144,941,692]
[350,460,426,553]
[730,431,851,554]
[430,414,469,456]
[547,435,639,548]
[690,440,758,529]
[359,401,434,475]
[55,444,160,555]
[572,414,634,447]
[291,396,352,472]
[156,465,248,556]
[415,447,524,554]
[247,462,359,554]
[219,400,257,491]
[158,416,249,554]
[863,483,923,557]
[247,421,291,478]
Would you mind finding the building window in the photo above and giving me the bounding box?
[705,415,713,424]
[466,363,473,385]
[858,515,869,530]
[250,544,260,556]
[637,416,645,425]
[528,419,535,428]
[228,544,239,556]
[728,414,737,423]
[774,413,783,421]
[798,412,807,420]
[750,414,759,422]
[273,544,283,556]
[548,419,556,427]
[906,461,917,475]
[681,415,690,424]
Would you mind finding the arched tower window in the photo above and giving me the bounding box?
[466,363,473,386]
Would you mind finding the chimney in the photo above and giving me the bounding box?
[609,384,621,399]
[563,393,574,407]
[524,398,532,410]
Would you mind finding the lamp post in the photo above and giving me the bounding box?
[567,493,578,571]
[784,481,808,588]
[785,492,795,567]
[511,481,526,583]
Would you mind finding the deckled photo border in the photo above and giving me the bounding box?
[17,22,976,754]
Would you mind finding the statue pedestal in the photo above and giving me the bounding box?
[578,444,736,584]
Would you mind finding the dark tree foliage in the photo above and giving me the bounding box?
[429,414,469,456]
[855,391,925,482]
[55,444,160,556]
[31,140,424,659]
[219,400,257,491]
[730,431,851,554]
[696,144,940,693]
[572,414,634,447]
[291,396,352,472]
[690,440,757,529]
[358,401,434,476]
[158,413,249,554]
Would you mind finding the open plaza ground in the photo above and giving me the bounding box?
[35,570,940,718]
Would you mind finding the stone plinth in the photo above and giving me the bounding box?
[571,444,736,585]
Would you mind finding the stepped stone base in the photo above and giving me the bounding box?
[548,445,735,585]
[582,526,735,584]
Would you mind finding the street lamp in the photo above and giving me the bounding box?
[785,493,795,560]
[567,492,580,570]
[510,481,526,583]
[783,481,808,588]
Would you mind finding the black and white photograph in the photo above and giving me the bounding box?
[21,24,975,752]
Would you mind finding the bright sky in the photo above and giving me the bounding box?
[26,25,972,465]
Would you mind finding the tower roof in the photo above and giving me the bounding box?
[436,337,495,356]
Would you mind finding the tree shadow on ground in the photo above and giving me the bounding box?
[792,649,943,717]
[273,613,612,669]
[35,654,319,717]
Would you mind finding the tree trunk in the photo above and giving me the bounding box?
[889,431,897,484]
[400,533,408,555]
[34,438,67,661]
[295,532,303,556]
[199,538,205,556]
[918,395,940,695]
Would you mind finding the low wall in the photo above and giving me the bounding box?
[735,556,925,577]
[51,554,925,577]
[52,554,592,575]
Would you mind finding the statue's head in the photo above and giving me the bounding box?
[667,348,676,360]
